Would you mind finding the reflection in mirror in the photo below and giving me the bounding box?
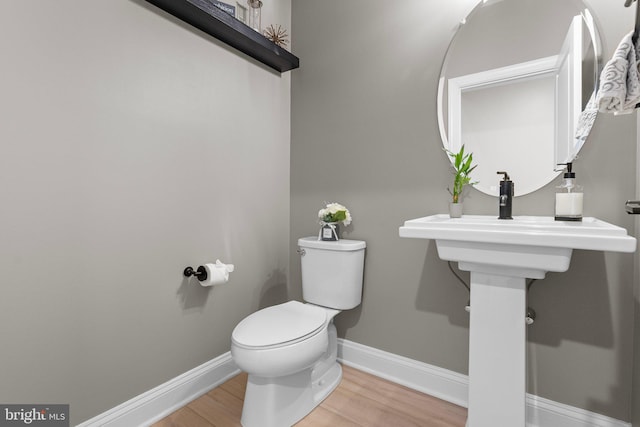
[437,0,601,196]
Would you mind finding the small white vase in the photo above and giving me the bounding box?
[449,202,463,218]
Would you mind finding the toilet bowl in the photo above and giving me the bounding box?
[232,301,341,427]
[232,301,334,378]
[231,237,366,427]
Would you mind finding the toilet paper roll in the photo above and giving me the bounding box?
[200,260,235,287]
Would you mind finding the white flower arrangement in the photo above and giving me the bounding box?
[318,202,352,226]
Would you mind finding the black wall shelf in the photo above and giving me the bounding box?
[145,0,300,73]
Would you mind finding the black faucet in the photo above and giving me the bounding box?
[497,171,513,220]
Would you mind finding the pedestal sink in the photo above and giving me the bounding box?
[399,215,636,427]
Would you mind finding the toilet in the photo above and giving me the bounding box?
[231,236,366,427]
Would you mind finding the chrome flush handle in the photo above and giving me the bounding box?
[296,247,306,256]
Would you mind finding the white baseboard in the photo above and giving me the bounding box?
[76,352,239,427]
[77,340,630,427]
[337,339,630,427]
[526,394,630,427]
[337,338,469,407]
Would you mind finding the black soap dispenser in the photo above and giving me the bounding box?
[497,171,513,220]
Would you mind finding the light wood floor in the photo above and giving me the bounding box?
[152,365,467,427]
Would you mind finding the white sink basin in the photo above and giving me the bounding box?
[399,214,635,427]
[400,215,635,278]
[400,214,636,251]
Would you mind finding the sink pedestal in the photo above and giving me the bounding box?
[438,238,564,427]
[467,272,526,426]
[399,215,636,427]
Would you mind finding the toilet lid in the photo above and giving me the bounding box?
[232,301,327,348]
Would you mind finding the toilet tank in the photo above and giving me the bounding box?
[297,237,366,310]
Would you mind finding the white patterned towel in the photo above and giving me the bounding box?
[596,31,640,114]
[575,90,597,145]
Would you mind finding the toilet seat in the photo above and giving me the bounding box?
[232,301,327,349]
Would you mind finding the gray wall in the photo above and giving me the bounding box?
[0,1,291,425]
[2,0,637,425]
[291,0,637,421]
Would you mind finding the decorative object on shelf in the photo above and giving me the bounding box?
[213,0,235,16]
[235,2,247,23]
[144,0,299,73]
[264,24,289,48]
[445,144,477,218]
[318,202,352,241]
[247,0,262,32]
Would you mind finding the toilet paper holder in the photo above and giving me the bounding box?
[183,266,207,281]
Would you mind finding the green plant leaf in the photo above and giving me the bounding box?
[446,144,477,203]
[462,155,473,173]
[332,210,346,222]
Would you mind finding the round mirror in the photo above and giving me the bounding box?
[437,0,602,196]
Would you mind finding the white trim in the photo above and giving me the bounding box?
[337,339,630,427]
[526,394,631,427]
[337,338,469,407]
[447,56,559,154]
[77,341,630,427]
[76,352,239,427]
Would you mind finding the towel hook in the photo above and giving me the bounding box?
[627,0,640,44]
